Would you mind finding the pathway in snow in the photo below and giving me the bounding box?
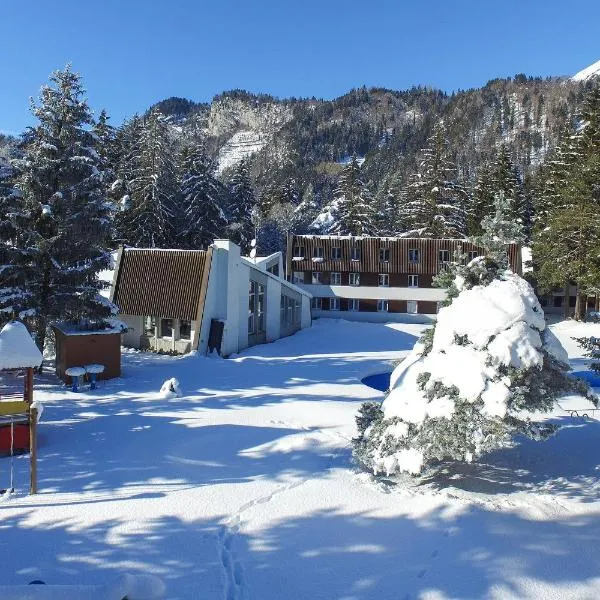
[1,319,600,599]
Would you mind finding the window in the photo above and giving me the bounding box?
[378,274,389,287]
[280,294,298,327]
[349,272,360,286]
[292,271,305,285]
[312,297,323,310]
[407,300,418,314]
[248,281,266,334]
[468,250,479,262]
[143,316,156,337]
[351,246,361,261]
[161,318,173,338]
[179,320,191,340]
[349,299,360,311]
[292,246,305,259]
[377,299,389,312]
[553,296,563,308]
[379,248,390,262]
[313,247,324,260]
[267,263,279,277]
[312,271,323,284]
[330,272,342,285]
[331,247,342,260]
[408,274,419,288]
[408,248,420,263]
[329,298,340,311]
[439,249,451,263]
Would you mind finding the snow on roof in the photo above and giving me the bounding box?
[0,321,43,370]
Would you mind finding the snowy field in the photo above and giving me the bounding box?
[1,318,600,599]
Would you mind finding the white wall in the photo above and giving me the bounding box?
[202,240,312,356]
[297,284,446,302]
[311,310,435,324]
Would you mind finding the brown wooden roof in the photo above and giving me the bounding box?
[112,249,210,320]
[287,235,521,275]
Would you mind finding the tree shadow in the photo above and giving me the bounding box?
[420,417,600,502]
[2,501,600,599]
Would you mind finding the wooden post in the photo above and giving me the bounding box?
[25,367,33,404]
[29,406,37,494]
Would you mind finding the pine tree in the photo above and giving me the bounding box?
[353,195,592,476]
[533,86,600,320]
[179,142,226,249]
[329,155,378,236]
[120,108,178,247]
[400,123,468,238]
[0,65,113,350]
[227,160,256,253]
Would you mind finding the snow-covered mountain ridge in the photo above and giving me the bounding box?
[573,58,600,82]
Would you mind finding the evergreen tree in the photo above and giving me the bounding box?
[400,123,468,238]
[329,155,378,236]
[119,108,178,247]
[0,65,113,349]
[353,196,592,476]
[226,160,256,253]
[179,142,226,249]
[533,86,600,320]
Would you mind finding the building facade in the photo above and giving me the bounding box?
[111,241,312,357]
[287,235,522,322]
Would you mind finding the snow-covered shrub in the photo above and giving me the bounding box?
[353,194,593,477]
[159,377,182,399]
[353,260,591,476]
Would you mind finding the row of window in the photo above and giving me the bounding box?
[311,298,421,313]
[295,272,420,287]
[293,246,477,264]
[143,316,192,340]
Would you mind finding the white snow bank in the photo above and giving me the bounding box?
[0,321,43,370]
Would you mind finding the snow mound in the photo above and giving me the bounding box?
[0,321,43,370]
[159,377,182,399]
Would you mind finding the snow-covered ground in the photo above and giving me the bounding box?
[1,319,600,599]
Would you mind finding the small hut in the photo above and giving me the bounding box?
[53,322,122,382]
[0,321,43,493]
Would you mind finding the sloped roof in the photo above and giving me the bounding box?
[112,249,211,320]
[0,321,43,370]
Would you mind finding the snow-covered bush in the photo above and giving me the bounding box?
[159,377,182,399]
[353,194,593,477]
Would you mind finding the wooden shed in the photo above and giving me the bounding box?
[53,323,122,382]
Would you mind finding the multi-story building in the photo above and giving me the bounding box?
[287,234,522,322]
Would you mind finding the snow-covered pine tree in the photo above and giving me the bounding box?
[400,122,468,239]
[226,160,256,253]
[179,142,227,249]
[353,193,591,476]
[119,108,178,247]
[0,65,113,350]
[329,155,378,236]
[376,170,406,236]
[533,86,600,320]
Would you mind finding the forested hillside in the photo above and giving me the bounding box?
[2,65,600,341]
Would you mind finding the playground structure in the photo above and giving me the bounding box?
[0,321,43,495]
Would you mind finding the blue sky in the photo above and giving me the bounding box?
[2,0,600,133]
